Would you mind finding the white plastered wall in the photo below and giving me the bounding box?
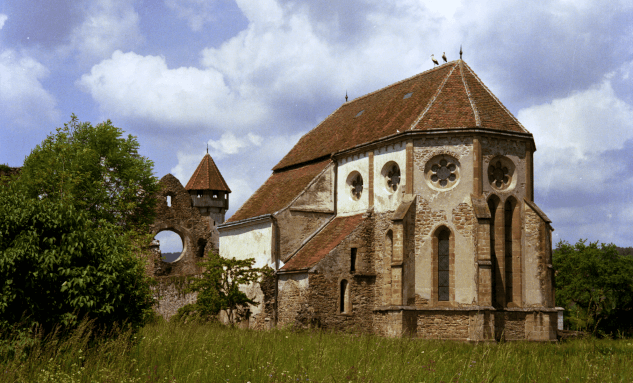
[337,152,370,216]
[373,142,407,213]
[219,221,273,268]
[412,137,476,304]
[219,220,273,319]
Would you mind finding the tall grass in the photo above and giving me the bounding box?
[2,320,632,382]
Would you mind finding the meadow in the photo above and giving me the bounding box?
[2,321,632,383]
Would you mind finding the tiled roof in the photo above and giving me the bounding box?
[185,153,231,192]
[281,214,365,271]
[273,61,528,171]
[226,159,330,223]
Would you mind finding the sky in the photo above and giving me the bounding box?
[1,0,633,249]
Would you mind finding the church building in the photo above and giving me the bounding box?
[217,60,558,341]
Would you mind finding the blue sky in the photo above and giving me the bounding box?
[1,0,633,247]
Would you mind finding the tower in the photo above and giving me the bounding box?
[185,153,231,226]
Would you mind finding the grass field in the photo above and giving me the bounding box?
[2,321,632,383]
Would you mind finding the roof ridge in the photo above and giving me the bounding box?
[343,61,459,106]
[408,63,457,130]
[459,60,481,126]
[461,62,529,134]
[207,154,231,192]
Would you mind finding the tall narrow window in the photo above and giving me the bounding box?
[488,197,499,306]
[340,280,349,313]
[437,229,450,301]
[166,195,172,207]
[350,248,357,273]
[504,199,514,304]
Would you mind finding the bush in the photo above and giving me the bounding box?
[554,240,633,336]
[0,183,155,334]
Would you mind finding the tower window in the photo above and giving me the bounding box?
[166,195,172,207]
[197,191,202,198]
[350,248,357,273]
[213,193,218,199]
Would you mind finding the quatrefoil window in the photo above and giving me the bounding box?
[487,156,515,191]
[431,159,457,187]
[349,172,363,200]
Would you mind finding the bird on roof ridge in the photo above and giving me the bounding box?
[442,52,447,63]
[431,54,439,67]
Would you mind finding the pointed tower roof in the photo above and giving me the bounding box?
[273,60,530,171]
[185,153,231,192]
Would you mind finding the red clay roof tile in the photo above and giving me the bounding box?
[281,214,365,271]
[185,153,231,192]
[273,61,529,171]
[226,159,330,223]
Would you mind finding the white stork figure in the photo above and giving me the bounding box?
[442,52,447,63]
[431,54,439,67]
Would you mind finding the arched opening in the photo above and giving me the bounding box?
[154,230,184,262]
[166,195,172,207]
[437,228,450,302]
[197,238,207,258]
[340,279,350,313]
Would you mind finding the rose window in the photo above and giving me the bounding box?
[489,161,510,188]
[350,173,363,200]
[487,156,515,191]
[387,165,400,192]
[430,159,457,187]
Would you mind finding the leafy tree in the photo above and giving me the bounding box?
[0,183,155,333]
[176,252,271,325]
[554,240,633,336]
[17,114,159,230]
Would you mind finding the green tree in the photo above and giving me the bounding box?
[0,183,154,333]
[18,114,159,230]
[176,252,271,325]
[554,240,633,336]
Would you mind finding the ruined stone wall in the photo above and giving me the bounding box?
[151,276,198,320]
[149,174,215,319]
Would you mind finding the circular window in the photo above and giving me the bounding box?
[424,155,460,190]
[381,162,401,193]
[487,156,515,191]
[154,230,184,263]
[346,171,364,200]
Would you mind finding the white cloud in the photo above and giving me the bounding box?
[165,0,215,31]
[207,132,262,158]
[0,14,7,29]
[68,0,143,61]
[519,79,633,193]
[78,50,267,130]
[0,49,59,128]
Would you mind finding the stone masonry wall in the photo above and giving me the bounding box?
[149,174,216,319]
[416,311,470,339]
[292,213,376,332]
